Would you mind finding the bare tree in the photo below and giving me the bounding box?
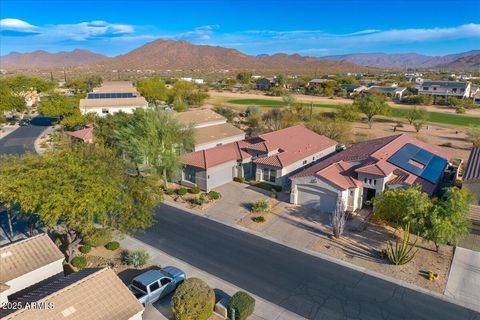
[331,198,347,238]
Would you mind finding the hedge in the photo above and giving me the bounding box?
[228,291,255,320]
[251,181,282,192]
[171,278,215,320]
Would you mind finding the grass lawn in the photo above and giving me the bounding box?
[228,98,479,127]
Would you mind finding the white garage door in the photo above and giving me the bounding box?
[297,184,337,213]
[208,166,234,190]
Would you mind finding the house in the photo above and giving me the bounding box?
[290,134,450,213]
[0,268,144,320]
[340,84,367,96]
[66,126,94,143]
[418,80,471,101]
[0,234,64,306]
[463,147,480,205]
[181,125,337,191]
[364,86,407,100]
[172,109,246,151]
[256,77,276,91]
[80,81,148,116]
[307,79,328,90]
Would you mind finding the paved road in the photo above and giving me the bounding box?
[0,117,53,155]
[135,204,480,320]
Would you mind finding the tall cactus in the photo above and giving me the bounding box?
[386,224,418,265]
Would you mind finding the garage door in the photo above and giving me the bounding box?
[297,184,337,213]
[208,166,234,190]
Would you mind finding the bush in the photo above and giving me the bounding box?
[251,216,265,223]
[171,278,215,320]
[83,228,112,247]
[233,176,245,183]
[165,188,175,195]
[79,245,91,254]
[190,186,201,194]
[194,193,210,206]
[177,188,188,196]
[123,250,150,268]
[252,200,271,213]
[71,256,87,269]
[228,291,256,320]
[105,241,120,251]
[208,191,221,200]
[251,181,282,192]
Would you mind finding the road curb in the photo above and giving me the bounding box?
[163,200,480,314]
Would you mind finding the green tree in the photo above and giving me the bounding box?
[67,75,102,93]
[114,107,195,187]
[306,116,352,144]
[0,82,26,117]
[213,106,236,122]
[353,94,390,128]
[61,114,90,130]
[136,77,168,105]
[282,93,296,107]
[0,145,161,262]
[406,106,428,125]
[466,125,480,147]
[236,72,252,84]
[171,278,215,320]
[37,94,80,118]
[94,111,133,148]
[262,109,284,131]
[3,75,54,94]
[187,91,209,106]
[336,104,360,121]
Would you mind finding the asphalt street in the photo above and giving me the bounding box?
[0,117,53,155]
[135,203,480,320]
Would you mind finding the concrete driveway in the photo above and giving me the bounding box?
[445,247,480,312]
[206,182,273,224]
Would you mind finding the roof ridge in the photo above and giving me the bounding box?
[0,233,47,251]
[202,149,207,168]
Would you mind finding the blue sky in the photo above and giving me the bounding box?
[1,0,479,57]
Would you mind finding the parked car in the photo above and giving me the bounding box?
[129,266,185,305]
[18,119,30,126]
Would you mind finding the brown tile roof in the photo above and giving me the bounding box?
[79,96,148,109]
[316,160,363,190]
[182,141,252,169]
[66,127,93,142]
[2,268,144,320]
[464,147,480,181]
[194,123,245,145]
[0,234,64,284]
[172,109,226,127]
[355,159,396,177]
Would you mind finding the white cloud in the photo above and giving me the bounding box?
[0,18,39,32]
[172,25,219,41]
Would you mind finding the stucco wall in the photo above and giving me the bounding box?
[80,105,147,117]
[194,133,246,152]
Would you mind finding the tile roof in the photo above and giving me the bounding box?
[2,268,143,320]
[316,160,362,190]
[79,96,148,109]
[464,147,480,181]
[0,234,64,284]
[355,159,396,177]
[66,127,93,142]
[172,109,226,127]
[194,122,245,145]
[182,141,251,169]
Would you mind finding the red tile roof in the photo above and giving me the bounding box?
[66,127,93,142]
[182,141,251,169]
[316,160,363,190]
[355,159,396,177]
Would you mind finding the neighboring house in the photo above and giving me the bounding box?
[418,80,471,100]
[340,84,367,96]
[307,79,328,90]
[463,147,480,205]
[256,77,276,91]
[290,134,451,213]
[364,86,407,100]
[1,268,144,320]
[473,92,480,106]
[173,109,246,151]
[66,126,94,143]
[181,125,337,191]
[0,234,64,306]
[79,81,148,116]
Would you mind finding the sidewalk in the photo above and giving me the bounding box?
[120,236,305,320]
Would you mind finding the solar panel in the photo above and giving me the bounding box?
[87,92,135,99]
[387,143,447,184]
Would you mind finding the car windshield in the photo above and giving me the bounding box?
[132,280,148,293]
[160,269,173,278]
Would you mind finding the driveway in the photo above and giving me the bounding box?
[445,247,480,311]
[0,116,53,155]
[206,182,273,224]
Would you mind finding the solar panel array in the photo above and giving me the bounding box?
[87,92,135,99]
[387,143,447,184]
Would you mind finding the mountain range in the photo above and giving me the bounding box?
[322,50,480,70]
[1,39,479,72]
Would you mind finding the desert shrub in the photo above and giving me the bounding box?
[165,188,175,195]
[177,188,188,196]
[79,245,91,254]
[105,241,120,251]
[455,107,466,114]
[194,193,210,206]
[251,181,282,192]
[385,224,418,265]
[83,228,112,247]
[251,216,266,223]
[252,200,271,213]
[228,291,256,320]
[233,176,245,183]
[208,191,221,200]
[171,278,215,320]
[123,250,150,268]
[190,186,201,194]
[71,256,87,269]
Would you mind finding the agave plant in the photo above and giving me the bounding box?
[386,224,418,265]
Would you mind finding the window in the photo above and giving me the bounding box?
[132,280,147,293]
[101,108,109,114]
[184,166,196,183]
[364,178,367,183]
[150,282,160,292]
[433,87,437,91]
[312,156,315,161]
[373,180,377,186]
[423,87,428,90]
[368,179,372,184]
[160,278,171,286]
[303,160,307,165]
[269,169,276,183]
[452,88,457,93]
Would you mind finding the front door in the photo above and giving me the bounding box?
[363,187,376,204]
